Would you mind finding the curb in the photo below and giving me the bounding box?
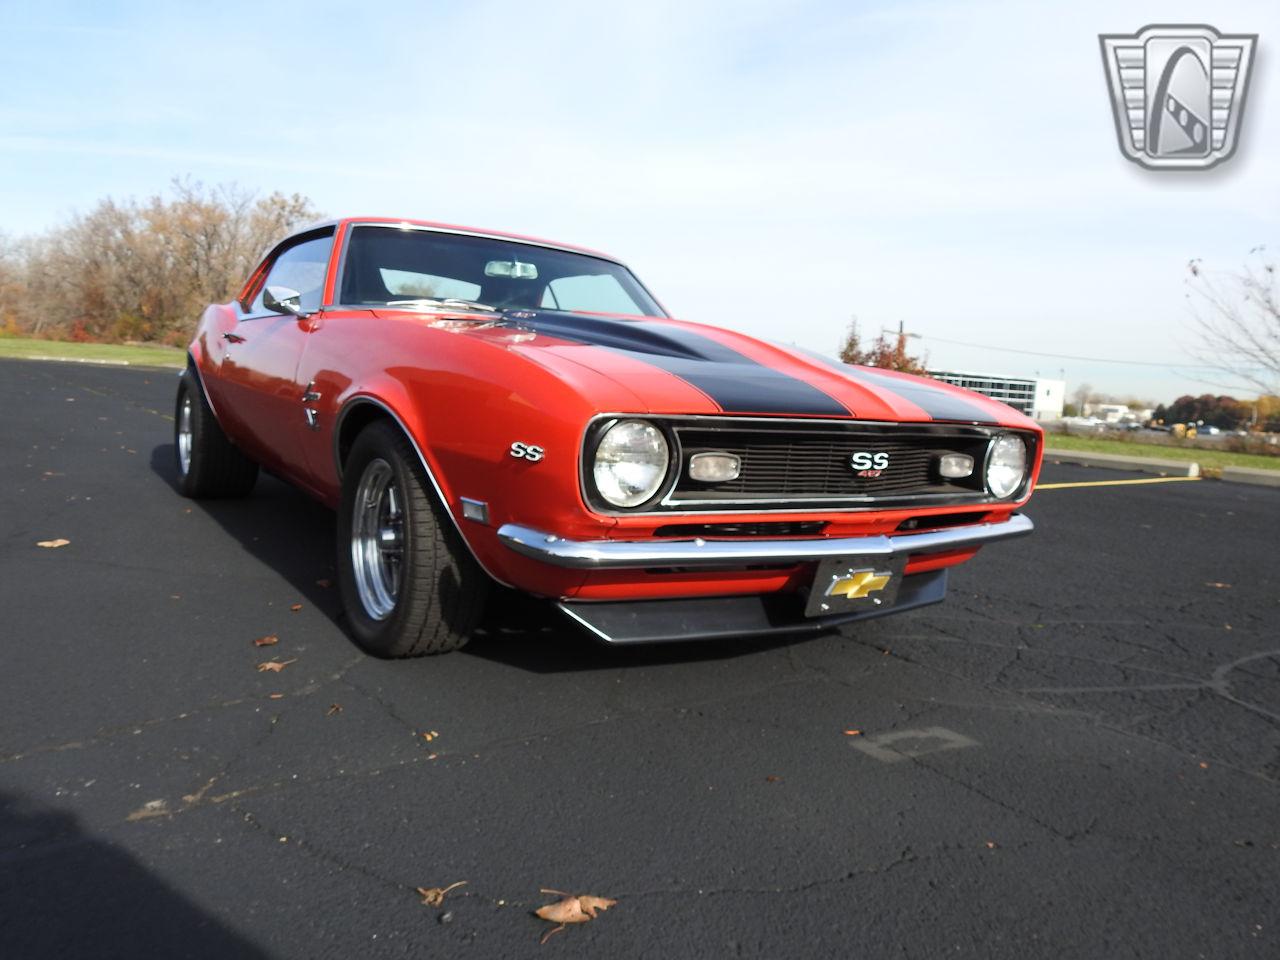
[1045,448,1200,478]
[1220,466,1280,488]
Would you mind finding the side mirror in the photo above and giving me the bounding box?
[262,285,306,317]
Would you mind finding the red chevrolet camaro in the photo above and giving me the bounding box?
[175,217,1041,655]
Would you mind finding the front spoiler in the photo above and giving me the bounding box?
[497,513,1034,570]
[557,569,950,644]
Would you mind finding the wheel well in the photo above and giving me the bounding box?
[335,402,393,476]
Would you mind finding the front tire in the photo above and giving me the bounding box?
[174,369,259,498]
[337,421,489,657]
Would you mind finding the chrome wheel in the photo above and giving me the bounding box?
[177,393,193,476]
[350,458,404,621]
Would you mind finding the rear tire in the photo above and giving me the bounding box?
[174,368,259,498]
[337,421,489,657]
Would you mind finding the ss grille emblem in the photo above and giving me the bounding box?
[850,451,889,478]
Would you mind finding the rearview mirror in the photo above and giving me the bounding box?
[263,285,306,316]
[484,260,538,280]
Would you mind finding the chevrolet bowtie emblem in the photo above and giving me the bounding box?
[826,570,892,600]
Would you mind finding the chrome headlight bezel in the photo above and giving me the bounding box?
[586,418,674,510]
[984,433,1030,499]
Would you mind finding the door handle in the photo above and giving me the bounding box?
[222,332,246,344]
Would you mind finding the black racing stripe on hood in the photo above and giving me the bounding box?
[507,311,850,416]
[839,366,998,423]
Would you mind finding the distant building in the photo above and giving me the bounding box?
[928,370,1065,420]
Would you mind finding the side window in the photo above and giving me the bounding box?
[250,234,334,315]
[540,274,645,314]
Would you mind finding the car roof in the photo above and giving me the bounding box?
[285,216,622,264]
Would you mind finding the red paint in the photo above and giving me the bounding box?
[191,217,1043,604]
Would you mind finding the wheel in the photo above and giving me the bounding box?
[337,421,489,657]
[174,368,259,498]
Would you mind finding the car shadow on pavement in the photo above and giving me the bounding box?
[0,789,269,958]
[151,443,345,621]
[150,444,831,673]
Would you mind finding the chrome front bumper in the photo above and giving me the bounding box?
[496,514,1034,570]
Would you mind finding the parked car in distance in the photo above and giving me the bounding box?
[175,217,1042,656]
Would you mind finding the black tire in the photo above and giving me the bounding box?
[174,368,259,498]
[337,420,489,657]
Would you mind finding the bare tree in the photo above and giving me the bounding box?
[1070,382,1093,413]
[1186,249,1279,395]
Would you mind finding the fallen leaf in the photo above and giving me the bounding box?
[126,799,170,822]
[253,635,279,647]
[765,775,782,783]
[843,729,862,737]
[422,731,439,742]
[535,890,617,942]
[290,603,303,612]
[36,539,70,549]
[1205,581,1232,589]
[315,579,332,589]
[257,659,297,673]
[986,841,998,849]
[416,880,467,906]
[268,693,284,700]
[326,703,342,717]
[1199,761,1209,769]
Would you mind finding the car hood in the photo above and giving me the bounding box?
[418,308,1034,427]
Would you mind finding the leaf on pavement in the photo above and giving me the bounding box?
[253,634,279,647]
[536,890,617,941]
[843,729,862,736]
[290,603,303,612]
[257,658,297,673]
[416,880,467,906]
[326,703,343,717]
[36,539,70,548]
[1205,582,1232,589]
[422,730,439,742]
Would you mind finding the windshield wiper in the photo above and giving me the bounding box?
[385,298,498,313]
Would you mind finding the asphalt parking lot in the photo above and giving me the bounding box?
[2,357,1278,959]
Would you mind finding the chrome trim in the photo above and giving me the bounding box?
[497,513,1034,570]
[332,396,512,587]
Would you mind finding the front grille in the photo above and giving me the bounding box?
[668,424,993,507]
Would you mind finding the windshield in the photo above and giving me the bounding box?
[339,225,665,317]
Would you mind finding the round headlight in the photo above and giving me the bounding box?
[592,419,670,508]
[985,434,1028,499]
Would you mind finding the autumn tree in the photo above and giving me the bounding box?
[838,317,928,374]
[1186,249,1279,395]
[12,179,319,344]
[0,232,22,334]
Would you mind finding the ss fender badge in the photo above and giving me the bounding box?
[510,441,545,462]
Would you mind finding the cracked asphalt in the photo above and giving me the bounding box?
[2,357,1278,959]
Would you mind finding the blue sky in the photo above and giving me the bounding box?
[2,0,1277,401]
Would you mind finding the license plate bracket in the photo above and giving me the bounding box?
[804,556,907,618]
